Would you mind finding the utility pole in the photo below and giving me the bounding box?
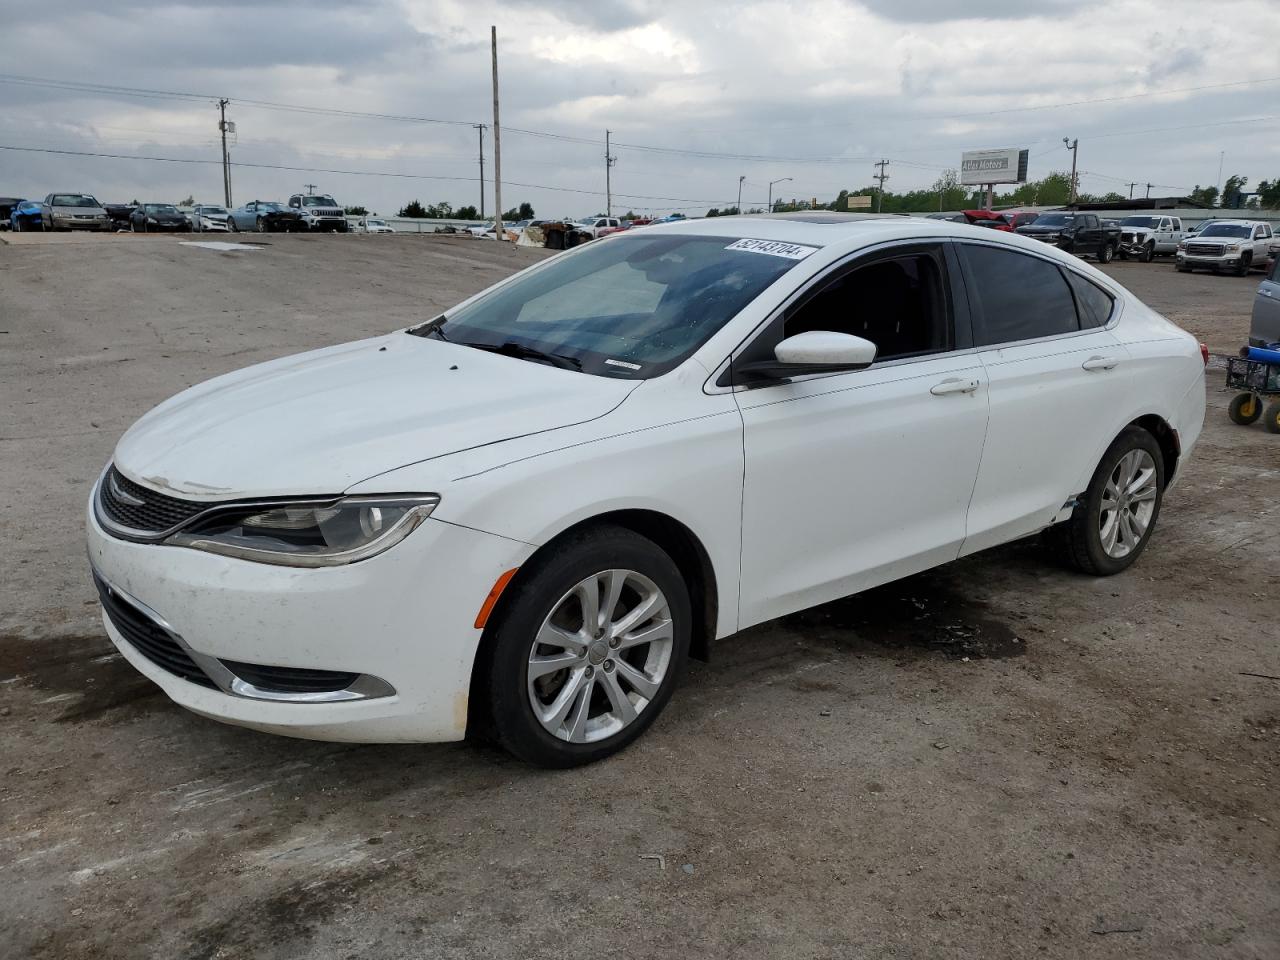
[1217,150,1225,199]
[736,175,745,214]
[605,130,617,217]
[1145,183,1153,199]
[303,183,318,195]
[873,159,889,212]
[1063,137,1079,205]
[1127,182,1138,199]
[490,26,504,242]
[217,99,232,207]
[474,124,486,218]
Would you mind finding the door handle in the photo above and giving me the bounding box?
[1081,356,1120,371]
[930,377,981,396]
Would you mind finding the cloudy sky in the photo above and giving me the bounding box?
[1,0,1277,217]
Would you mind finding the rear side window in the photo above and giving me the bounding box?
[961,245,1079,345]
[1064,271,1115,328]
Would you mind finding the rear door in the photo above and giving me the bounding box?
[957,241,1133,555]
[734,241,990,627]
[1077,214,1101,254]
[1254,255,1280,345]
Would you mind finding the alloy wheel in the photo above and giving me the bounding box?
[527,569,673,744]
[1099,449,1158,559]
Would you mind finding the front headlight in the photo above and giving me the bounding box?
[167,494,439,566]
[1225,243,1241,252]
[1177,242,1186,251]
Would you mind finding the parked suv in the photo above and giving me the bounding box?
[288,194,348,232]
[1118,216,1186,262]
[1016,212,1120,262]
[1176,220,1275,276]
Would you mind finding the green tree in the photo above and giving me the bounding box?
[398,200,428,218]
[1188,184,1220,207]
[1222,174,1248,209]
[705,208,721,217]
[1257,180,1280,209]
[343,205,368,216]
[455,205,478,220]
[518,201,535,219]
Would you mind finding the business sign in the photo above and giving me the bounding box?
[960,147,1029,186]
[846,194,872,209]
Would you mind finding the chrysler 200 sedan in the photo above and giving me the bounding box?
[87,213,1206,767]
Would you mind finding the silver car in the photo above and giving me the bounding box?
[1252,255,1280,347]
[42,193,111,231]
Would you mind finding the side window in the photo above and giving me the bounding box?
[961,244,1080,345]
[1254,226,1266,240]
[1172,218,1182,231]
[1064,271,1115,328]
[780,252,951,361]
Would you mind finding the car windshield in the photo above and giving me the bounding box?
[410,233,811,379]
[1034,214,1075,227]
[1198,224,1251,239]
[1121,217,1159,228]
[367,219,385,225]
[258,203,284,212]
[53,195,98,207]
[302,196,337,207]
[145,204,178,214]
[201,206,227,215]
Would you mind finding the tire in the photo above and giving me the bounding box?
[1236,253,1252,277]
[546,230,564,250]
[1141,242,1155,263]
[1097,242,1115,264]
[1175,262,1191,273]
[1047,426,1165,576]
[227,217,238,233]
[479,525,691,768]
[1264,400,1280,435]
[256,216,267,233]
[1228,393,1263,425]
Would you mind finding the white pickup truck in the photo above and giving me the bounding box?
[1117,215,1186,261]
[1176,220,1277,276]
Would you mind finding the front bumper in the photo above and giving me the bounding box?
[305,217,348,231]
[86,490,533,742]
[52,216,110,230]
[1176,253,1241,270]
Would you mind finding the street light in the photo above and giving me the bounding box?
[736,175,746,215]
[768,177,792,212]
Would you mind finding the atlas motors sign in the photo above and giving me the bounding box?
[960,148,1030,186]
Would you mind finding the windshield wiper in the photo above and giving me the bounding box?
[460,340,582,370]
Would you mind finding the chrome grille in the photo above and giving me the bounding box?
[1186,242,1223,257]
[98,466,207,534]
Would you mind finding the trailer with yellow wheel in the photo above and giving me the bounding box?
[1225,355,1280,433]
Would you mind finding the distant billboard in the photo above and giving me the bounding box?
[960,148,1029,186]
[846,194,872,209]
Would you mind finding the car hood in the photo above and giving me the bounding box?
[1017,224,1068,234]
[113,333,639,500]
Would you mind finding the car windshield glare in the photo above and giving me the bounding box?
[411,233,810,379]
[1199,224,1250,238]
[53,195,98,207]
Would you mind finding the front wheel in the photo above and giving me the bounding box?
[1229,393,1263,425]
[1236,253,1252,277]
[1097,242,1115,263]
[1047,426,1165,576]
[1141,242,1155,263]
[256,216,267,233]
[479,526,691,768]
[227,217,238,232]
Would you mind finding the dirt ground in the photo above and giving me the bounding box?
[1,232,1276,960]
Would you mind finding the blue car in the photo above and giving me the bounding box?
[10,199,45,232]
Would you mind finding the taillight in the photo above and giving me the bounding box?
[1200,343,1210,366]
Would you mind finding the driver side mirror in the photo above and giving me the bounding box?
[736,331,878,382]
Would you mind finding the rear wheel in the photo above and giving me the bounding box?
[1047,426,1165,576]
[1264,400,1280,434]
[479,526,691,768]
[1229,392,1263,425]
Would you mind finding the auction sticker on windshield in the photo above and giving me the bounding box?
[724,238,819,260]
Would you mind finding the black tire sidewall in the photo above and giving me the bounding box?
[1229,393,1262,425]
[482,526,692,768]
[1264,400,1280,434]
[1073,427,1166,575]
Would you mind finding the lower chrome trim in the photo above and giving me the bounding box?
[92,567,397,704]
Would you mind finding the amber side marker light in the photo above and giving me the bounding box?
[474,568,519,629]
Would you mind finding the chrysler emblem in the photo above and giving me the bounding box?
[108,473,147,507]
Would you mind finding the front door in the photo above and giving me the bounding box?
[735,242,990,628]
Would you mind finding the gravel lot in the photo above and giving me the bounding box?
[1,232,1276,960]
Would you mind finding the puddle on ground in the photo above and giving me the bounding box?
[784,574,1026,660]
[0,631,164,723]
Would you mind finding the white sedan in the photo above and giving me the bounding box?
[87,214,1206,767]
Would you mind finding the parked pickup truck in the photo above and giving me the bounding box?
[1015,212,1120,262]
[1117,215,1186,262]
[1176,220,1278,276]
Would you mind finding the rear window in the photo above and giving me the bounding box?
[961,244,1079,345]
